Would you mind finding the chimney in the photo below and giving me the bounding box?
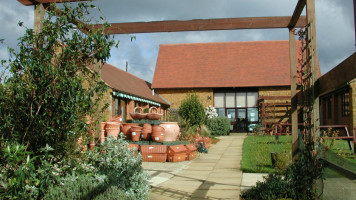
[152,89,155,96]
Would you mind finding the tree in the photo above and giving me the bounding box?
[0,2,116,158]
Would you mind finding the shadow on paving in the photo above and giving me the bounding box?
[322,167,356,200]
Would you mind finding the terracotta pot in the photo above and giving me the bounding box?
[147,106,163,120]
[100,130,106,143]
[107,115,122,123]
[121,123,138,140]
[142,128,152,133]
[100,122,106,130]
[130,107,147,120]
[106,128,120,139]
[105,122,121,129]
[152,125,165,132]
[160,122,180,142]
[142,123,152,132]
[131,130,141,141]
[141,131,151,140]
[151,132,165,142]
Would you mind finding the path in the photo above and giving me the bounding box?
[146,134,246,200]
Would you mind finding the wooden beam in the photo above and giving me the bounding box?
[90,16,307,34]
[306,0,320,139]
[18,0,89,6]
[289,28,299,162]
[288,0,306,29]
[318,53,356,95]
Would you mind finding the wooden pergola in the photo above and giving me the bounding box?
[18,0,356,161]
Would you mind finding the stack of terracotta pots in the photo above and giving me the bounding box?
[141,123,152,140]
[151,125,165,142]
[121,123,139,140]
[105,122,121,140]
[130,125,142,141]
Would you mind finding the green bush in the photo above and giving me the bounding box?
[45,175,129,200]
[240,173,291,200]
[178,93,206,126]
[87,136,150,200]
[206,117,230,136]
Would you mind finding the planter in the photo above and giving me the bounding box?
[141,131,151,140]
[152,125,165,133]
[131,130,141,141]
[151,132,165,142]
[160,122,180,142]
[147,106,163,120]
[105,122,121,129]
[142,123,152,132]
[121,123,138,140]
[130,107,147,120]
[106,128,120,139]
[107,115,122,123]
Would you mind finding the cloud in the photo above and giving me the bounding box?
[1,0,354,82]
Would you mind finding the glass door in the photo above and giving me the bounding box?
[236,109,247,132]
[227,108,236,131]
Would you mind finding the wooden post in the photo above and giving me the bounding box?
[289,28,299,162]
[306,0,320,140]
[34,3,47,34]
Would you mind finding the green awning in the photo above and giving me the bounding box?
[113,91,161,107]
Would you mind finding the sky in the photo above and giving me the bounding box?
[0,0,355,82]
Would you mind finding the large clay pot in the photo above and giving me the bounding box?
[151,132,165,142]
[131,129,141,142]
[142,123,152,132]
[105,122,121,140]
[141,130,151,140]
[160,122,180,142]
[152,125,165,133]
[121,123,139,140]
[147,107,163,120]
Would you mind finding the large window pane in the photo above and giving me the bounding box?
[226,93,235,107]
[247,92,258,107]
[247,108,258,122]
[236,92,246,107]
[216,108,225,117]
[214,93,224,107]
[227,109,236,122]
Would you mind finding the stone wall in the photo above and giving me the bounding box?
[155,88,214,109]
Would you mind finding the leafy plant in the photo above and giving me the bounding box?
[178,93,206,127]
[205,105,218,119]
[199,125,211,137]
[206,117,230,136]
[45,175,130,200]
[0,2,116,159]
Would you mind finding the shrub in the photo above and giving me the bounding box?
[178,93,206,126]
[206,117,230,136]
[45,175,129,200]
[240,173,291,200]
[200,125,211,137]
[87,136,150,200]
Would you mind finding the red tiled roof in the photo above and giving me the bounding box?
[152,41,305,89]
[101,63,169,105]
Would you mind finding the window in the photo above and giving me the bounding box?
[327,97,332,119]
[247,92,258,107]
[341,91,350,117]
[226,93,235,107]
[236,92,246,107]
[216,108,225,117]
[214,93,225,107]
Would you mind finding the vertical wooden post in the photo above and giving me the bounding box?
[306,0,320,140]
[34,3,47,34]
[289,28,299,162]
[354,0,356,51]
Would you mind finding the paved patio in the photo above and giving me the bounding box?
[143,134,246,200]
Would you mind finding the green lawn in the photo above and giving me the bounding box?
[323,139,356,164]
[241,135,292,173]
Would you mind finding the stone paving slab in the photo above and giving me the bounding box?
[146,134,246,199]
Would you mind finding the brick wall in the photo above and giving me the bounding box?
[155,88,214,109]
[258,86,292,125]
[351,79,356,132]
[100,88,113,121]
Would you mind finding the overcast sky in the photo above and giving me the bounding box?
[0,0,355,82]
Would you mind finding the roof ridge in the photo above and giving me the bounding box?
[159,40,291,47]
[103,62,152,85]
